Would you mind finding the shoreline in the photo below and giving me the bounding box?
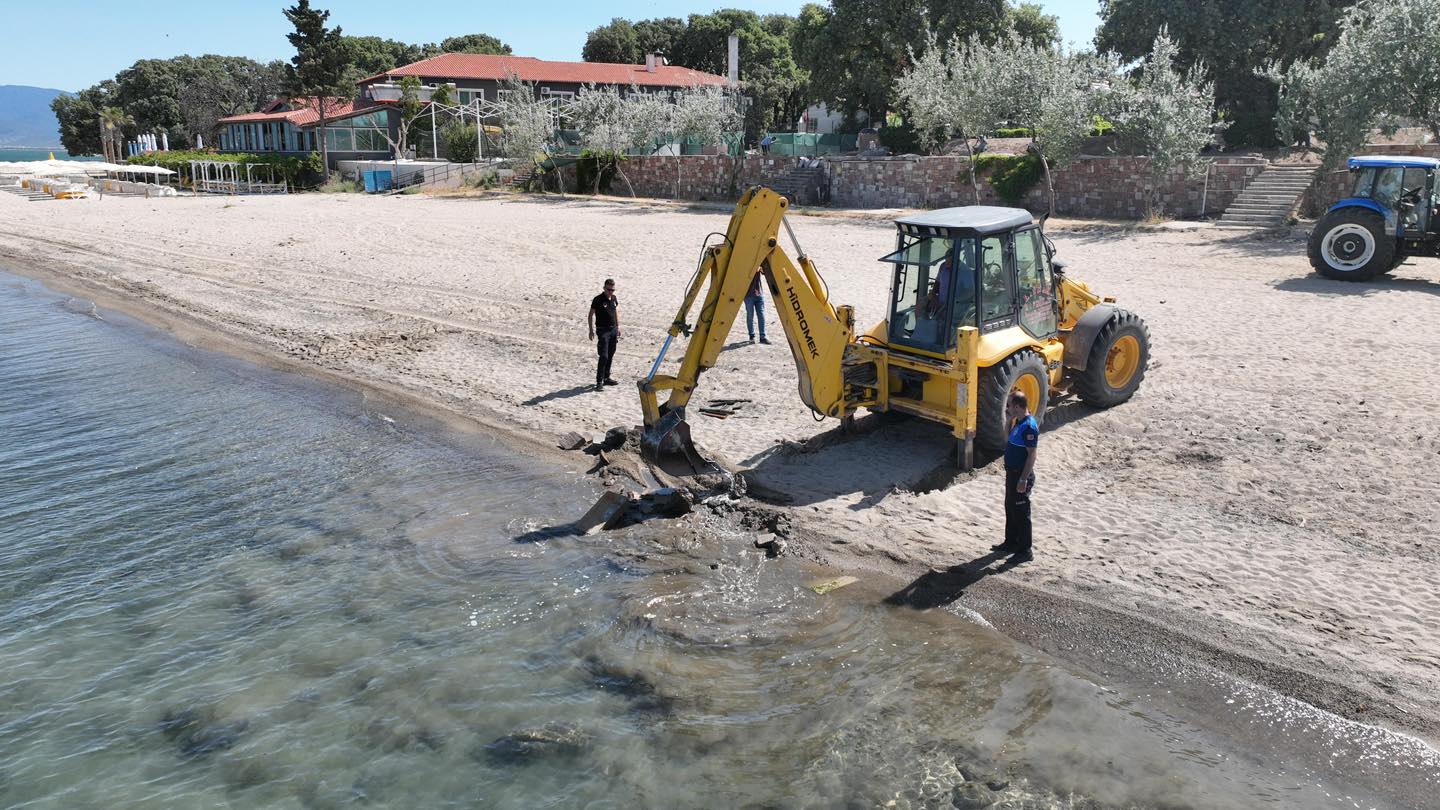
[6,255,1436,748]
[3,192,1436,748]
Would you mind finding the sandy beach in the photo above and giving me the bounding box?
[4,190,1438,744]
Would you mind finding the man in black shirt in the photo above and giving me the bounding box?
[588,278,620,392]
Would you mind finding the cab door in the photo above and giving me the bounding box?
[1014,227,1058,339]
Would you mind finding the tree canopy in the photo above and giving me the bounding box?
[1097,0,1354,146]
[793,0,1054,122]
[1262,0,1440,166]
[50,56,285,155]
[582,11,805,141]
[283,0,352,168]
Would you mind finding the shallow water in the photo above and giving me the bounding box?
[1,271,1436,809]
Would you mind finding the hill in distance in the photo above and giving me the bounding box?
[0,85,67,148]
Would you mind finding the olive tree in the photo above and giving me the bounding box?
[894,30,1118,203]
[1108,30,1220,213]
[668,85,743,197]
[1262,0,1440,169]
[495,75,554,174]
[570,85,640,195]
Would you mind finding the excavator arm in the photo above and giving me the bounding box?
[639,187,855,470]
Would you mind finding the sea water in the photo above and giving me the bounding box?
[0,271,1435,809]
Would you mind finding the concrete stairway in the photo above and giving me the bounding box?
[1216,164,1319,228]
[769,163,828,206]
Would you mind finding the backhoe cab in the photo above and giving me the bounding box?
[639,187,1150,475]
[1309,156,1440,280]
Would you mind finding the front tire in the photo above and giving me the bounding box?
[1308,208,1393,281]
[1075,310,1150,408]
[977,350,1049,452]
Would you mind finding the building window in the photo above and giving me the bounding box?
[325,128,354,151]
[354,129,388,151]
[345,112,387,129]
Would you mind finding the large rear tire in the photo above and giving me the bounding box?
[1308,208,1394,281]
[977,350,1049,452]
[1074,309,1150,408]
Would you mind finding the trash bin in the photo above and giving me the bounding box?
[362,170,393,193]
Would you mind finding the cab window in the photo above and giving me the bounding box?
[978,236,1011,325]
[1014,228,1057,338]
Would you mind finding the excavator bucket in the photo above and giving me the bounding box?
[641,409,720,477]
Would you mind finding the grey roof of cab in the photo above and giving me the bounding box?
[895,206,1035,234]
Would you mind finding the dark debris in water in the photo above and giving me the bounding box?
[157,707,248,760]
[582,655,676,717]
[478,722,591,766]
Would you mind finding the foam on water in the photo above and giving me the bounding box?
[0,271,1435,809]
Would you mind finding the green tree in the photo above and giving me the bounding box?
[495,76,553,171]
[794,0,1008,122]
[113,58,187,142]
[441,122,479,163]
[51,82,113,157]
[100,106,135,164]
[1097,0,1354,146]
[1109,29,1221,211]
[177,56,287,147]
[665,10,807,140]
[440,33,512,55]
[635,18,686,58]
[283,0,354,174]
[1262,0,1440,166]
[583,19,641,63]
[1007,2,1059,48]
[343,36,435,77]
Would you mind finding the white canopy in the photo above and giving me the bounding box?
[0,159,174,176]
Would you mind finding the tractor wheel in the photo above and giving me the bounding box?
[977,350,1049,452]
[1308,208,1394,281]
[1074,309,1151,408]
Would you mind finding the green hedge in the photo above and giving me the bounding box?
[126,150,325,189]
[970,153,1045,204]
[575,149,620,194]
[992,117,1112,140]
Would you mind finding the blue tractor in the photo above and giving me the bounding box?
[1308,155,1440,280]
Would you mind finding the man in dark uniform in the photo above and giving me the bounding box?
[993,390,1038,562]
[588,278,620,392]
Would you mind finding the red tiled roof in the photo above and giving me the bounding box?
[217,98,380,127]
[361,53,728,89]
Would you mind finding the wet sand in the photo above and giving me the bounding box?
[4,190,1438,745]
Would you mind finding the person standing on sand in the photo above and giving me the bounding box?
[745,272,770,344]
[588,278,620,392]
[993,390,1037,562]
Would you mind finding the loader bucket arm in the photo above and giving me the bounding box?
[639,187,854,471]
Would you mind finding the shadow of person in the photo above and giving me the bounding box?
[883,550,1023,609]
[522,384,600,407]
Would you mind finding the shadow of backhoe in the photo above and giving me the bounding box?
[733,403,1097,509]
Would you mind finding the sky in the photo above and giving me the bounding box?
[1,1,1102,93]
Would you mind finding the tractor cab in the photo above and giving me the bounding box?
[1310,156,1440,280]
[880,206,1058,359]
[1341,156,1439,235]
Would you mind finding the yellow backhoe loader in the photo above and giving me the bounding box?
[639,187,1149,472]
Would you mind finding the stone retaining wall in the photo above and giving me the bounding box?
[558,156,803,200]
[558,154,1269,219]
[828,155,1265,218]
